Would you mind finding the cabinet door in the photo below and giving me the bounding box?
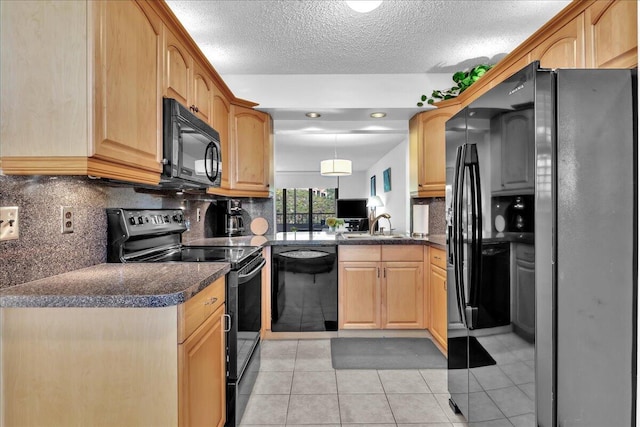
[430,265,447,349]
[585,0,637,68]
[514,257,535,340]
[92,0,162,174]
[179,304,226,427]
[192,61,213,125]
[164,29,192,108]
[231,105,270,192]
[212,86,232,189]
[499,109,535,193]
[530,16,585,68]
[382,262,423,329]
[339,262,381,329]
[416,107,456,197]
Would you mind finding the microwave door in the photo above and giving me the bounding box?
[178,123,216,183]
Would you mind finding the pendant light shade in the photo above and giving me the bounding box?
[321,135,352,176]
[320,158,352,176]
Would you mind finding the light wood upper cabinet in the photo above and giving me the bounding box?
[409,105,458,198]
[338,245,424,330]
[162,29,214,126]
[529,16,585,68]
[585,0,638,68]
[193,62,214,125]
[0,0,162,184]
[231,105,271,192]
[212,87,232,189]
[92,0,162,175]
[164,29,191,109]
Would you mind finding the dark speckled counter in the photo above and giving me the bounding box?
[187,232,447,249]
[0,263,230,308]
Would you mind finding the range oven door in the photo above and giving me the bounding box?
[226,253,264,427]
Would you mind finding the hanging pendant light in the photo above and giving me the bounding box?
[321,135,352,176]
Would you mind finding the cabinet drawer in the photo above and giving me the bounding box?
[381,245,423,261]
[516,244,535,262]
[430,247,447,269]
[178,276,225,343]
[339,245,381,262]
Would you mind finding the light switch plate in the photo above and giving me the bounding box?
[0,206,20,241]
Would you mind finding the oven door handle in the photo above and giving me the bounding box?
[223,314,231,332]
[237,258,266,284]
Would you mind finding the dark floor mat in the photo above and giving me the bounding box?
[448,336,496,369]
[330,337,446,369]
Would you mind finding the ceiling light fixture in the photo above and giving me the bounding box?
[321,135,352,176]
[305,112,321,118]
[346,0,382,13]
[370,112,386,118]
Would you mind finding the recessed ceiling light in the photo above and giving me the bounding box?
[370,112,386,118]
[346,1,382,13]
[305,112,321,118]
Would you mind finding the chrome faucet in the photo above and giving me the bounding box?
[369,213,391,235]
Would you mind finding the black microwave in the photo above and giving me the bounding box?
[161,98,222,189]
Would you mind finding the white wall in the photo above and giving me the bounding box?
[366,138,410,233]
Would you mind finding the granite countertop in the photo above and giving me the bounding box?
[186,232,447,248]
[0,263,230,308]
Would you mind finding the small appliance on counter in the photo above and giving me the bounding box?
[205,199,246,237]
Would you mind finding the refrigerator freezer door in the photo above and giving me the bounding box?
[555,69,636,427]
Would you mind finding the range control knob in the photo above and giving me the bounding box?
[173,214,180,222]
[163,215,170,223]
[129,217,136,226]
[137,216,144,225]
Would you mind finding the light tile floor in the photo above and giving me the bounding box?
[240,339,469,427]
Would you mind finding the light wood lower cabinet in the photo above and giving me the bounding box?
[0,276,226,427]
[427,246,447,350]
[179,303,226,427]
[338,245,423,329]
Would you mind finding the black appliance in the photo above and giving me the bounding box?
[271,246,338,332]
[336,199,368,231]
[161,98,222,189]
[106,208,262,427]
[446,63,636,426]
[205,199,246,237]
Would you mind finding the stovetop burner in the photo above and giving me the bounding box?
[106,208,261,268]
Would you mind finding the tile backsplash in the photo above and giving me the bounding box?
[0,175,273,289]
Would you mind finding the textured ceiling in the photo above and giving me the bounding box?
[165,0,572,173]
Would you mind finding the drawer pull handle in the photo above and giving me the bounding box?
[434,256,441,260]
[204,297,218,306]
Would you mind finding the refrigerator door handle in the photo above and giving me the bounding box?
[453,144,468,327]
[465,144,483,330]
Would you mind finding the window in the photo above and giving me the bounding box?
[276,188,337,232]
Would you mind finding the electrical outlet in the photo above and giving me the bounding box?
[61,206,74,234]
[0,206,19,241]
[196,207,201,222]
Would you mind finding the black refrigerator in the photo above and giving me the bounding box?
[446,62,637,426]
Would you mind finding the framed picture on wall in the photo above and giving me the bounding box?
[370,175,376,196]
[383,168,391,192]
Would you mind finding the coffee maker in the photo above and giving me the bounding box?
[205,199,245,236]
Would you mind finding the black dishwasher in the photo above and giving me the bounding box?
[271,246,338,332]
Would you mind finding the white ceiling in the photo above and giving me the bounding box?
[166,0,571,173]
